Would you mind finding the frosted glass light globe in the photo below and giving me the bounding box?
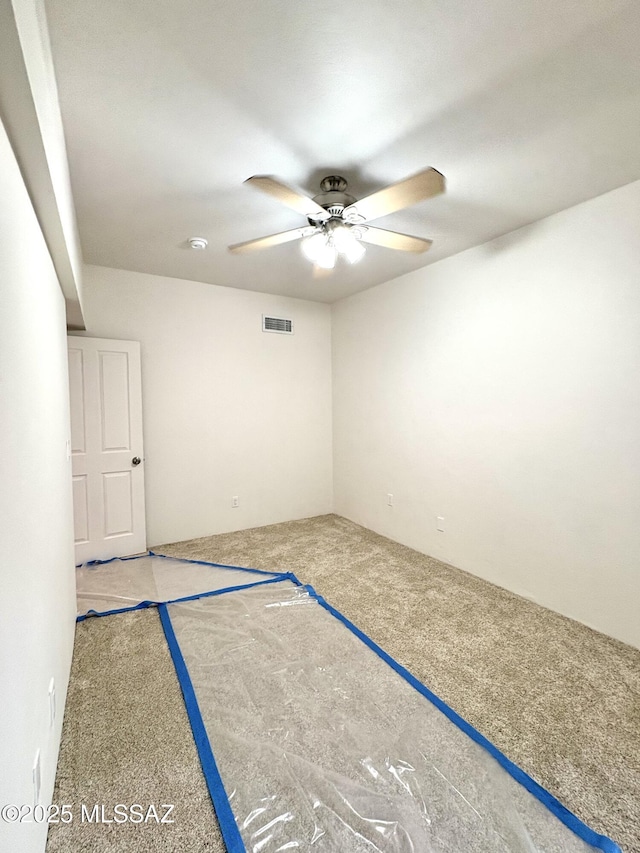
[315,243,337,269]
[341,237,366,264]
[332,224,366,263]
[301,232,326,262]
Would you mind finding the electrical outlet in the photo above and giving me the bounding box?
[387,493,394,507]
[232,496,239,508]
[436,516,445,532]
[48,678,56,728]
[33,749,41,806]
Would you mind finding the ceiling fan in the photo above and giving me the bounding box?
[228,167,445,270]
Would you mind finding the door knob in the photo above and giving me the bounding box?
[132,456,141,466]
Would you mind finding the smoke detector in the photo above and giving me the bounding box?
[188,237,208,250]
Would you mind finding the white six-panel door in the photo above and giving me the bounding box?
[68,336,146,563]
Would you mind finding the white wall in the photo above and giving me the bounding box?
[79,265,333,546]
[0,116,76,852]
[333,179,640,649]
[0,0,84,327]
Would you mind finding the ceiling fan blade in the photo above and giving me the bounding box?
[359,226,433,253]
[245,175,330,221]
[344,168,445,222]
[228,226,315,254]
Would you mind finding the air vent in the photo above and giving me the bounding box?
[262,315,293,334]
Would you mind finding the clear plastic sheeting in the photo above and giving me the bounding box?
[166,582,606,853]
[76,554,280,618]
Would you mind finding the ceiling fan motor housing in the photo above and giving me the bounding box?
[311,175,356,220]
[320,175,347,192]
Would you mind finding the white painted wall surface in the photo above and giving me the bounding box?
[333,179,640,649]
[0,116,76,853]
[0,0,84,326]
[79,265,333,546]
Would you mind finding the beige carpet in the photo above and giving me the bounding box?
[46,609,223,852]
[49,514,640,853]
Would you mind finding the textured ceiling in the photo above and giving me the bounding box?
[46,0,640,302]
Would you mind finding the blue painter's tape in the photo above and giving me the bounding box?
[76,574,296,622]
[159,573,295,607]
[159,603,246,853]
[77,599,156,622]
[77,553,152,568]
[78,550,287,579]
[148,549,284,578]
[302,583,621,853]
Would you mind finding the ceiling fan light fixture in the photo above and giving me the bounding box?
[301,231,327,263]
[341,237,366,264]
[315,242,337,269]
[330,223,366,263]
[301,231,337,268]
[330,223,353,252]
